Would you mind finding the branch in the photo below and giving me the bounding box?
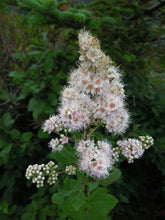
[131,1,165,20]
[87,124,100,139]
[145,0,165,15]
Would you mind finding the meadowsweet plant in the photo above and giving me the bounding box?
[25,30,154,188]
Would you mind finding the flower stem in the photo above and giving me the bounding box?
[87,124,100,139]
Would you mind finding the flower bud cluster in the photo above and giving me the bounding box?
[138,135,154,149]
[117,136,154,163]
[112,147,120,162]
[65,165,77,175]
[48,134,68,152]
[25,161,58,187]
[76,140,114,178]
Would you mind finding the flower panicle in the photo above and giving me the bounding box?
[26,30,154,187]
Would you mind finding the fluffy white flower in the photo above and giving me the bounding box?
[117,138,144,163]
[76,140,114,178]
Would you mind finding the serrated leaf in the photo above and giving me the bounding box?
[70,191,86,211]
[51,147,77,165]
[87,188,118,218]
[99,168,121,186]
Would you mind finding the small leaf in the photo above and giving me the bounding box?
[9,71,27,78]
[11,129,21,140]
[52,191,72,205]
[2,113,14,127]
[21,132,33,142]
[44,55,54,74]
[38,129,49,139]
[99,168,121,186]
[48,93,58,106]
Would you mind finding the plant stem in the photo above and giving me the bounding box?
[85,184,88,197]
[87,124,100,139]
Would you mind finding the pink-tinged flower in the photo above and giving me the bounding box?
[61,137,68,144]
[76,140,114,179]
[42,120,54,134]
[125,150,131,158]
[58,145,63,151]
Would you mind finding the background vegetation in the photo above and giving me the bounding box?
[0,0,165,219]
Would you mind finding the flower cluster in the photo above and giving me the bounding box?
[42,114,71,134]
[42,30,129,135]
[117,136,154,163]
[139,135,154,149]
[25,30,154,187]
[25,161,58,187]
[65,165,77,175]
[25,161,77,187]
[66,30,130,134]
[48,134,68,152]
[76,140,114,178]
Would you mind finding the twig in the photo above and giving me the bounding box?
[87,124,100,139]
[131,0,165,20]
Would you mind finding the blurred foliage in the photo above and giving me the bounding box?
[0,0,165,219]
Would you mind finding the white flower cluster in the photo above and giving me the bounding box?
[25,161,58,187]
[76,140,114,178]
[65,165,77,175]
[139,135,154,149]
[117,136,154,163]
[48,134,68,152]
[26,30,154,185]
[42,30,129,134]
[42,114,71,134]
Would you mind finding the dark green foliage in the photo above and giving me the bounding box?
[0,0,165,219]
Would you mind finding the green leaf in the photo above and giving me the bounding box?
[89,181,99,192]
[28,98,45,119]
[51,147,77,165]
[21,132,33,142]
[0,201,9,214]
[2,113,14,127]
[99,168,121,186]
[28,97,36,112]
[52,191,72,205]
[48,93,58,106]
[16,91,29,100]
[70,191,86,211]
[11,129,21,140]
[0,144,12,161]
[9,71,27,78]
[87,188,118,218]
[33,99,45,119]
[44,55,54,74]
[38,129,49,139]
